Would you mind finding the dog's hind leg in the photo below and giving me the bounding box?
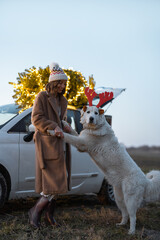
[123,184,144,235]
[114,186,129,226]
[123,195,138,235]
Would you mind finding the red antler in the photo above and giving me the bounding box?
[85,87,97,106]
[96,91,113,108]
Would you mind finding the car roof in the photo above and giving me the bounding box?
[0,103,79,115]
[0,103,20,114]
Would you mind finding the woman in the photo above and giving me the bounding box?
[28,62,71,228]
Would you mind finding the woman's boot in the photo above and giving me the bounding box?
[45,199,60,226]
[28,196,49,228]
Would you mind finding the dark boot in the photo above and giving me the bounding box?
[45,199,60,227]
[28,196,49,228]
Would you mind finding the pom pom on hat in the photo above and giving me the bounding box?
[50,62,60,71]
[49,62,68,82]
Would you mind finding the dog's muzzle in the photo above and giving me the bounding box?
[89,116,94,123]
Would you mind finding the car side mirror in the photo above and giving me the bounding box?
[23,124,35,142]
[23,132,34,142]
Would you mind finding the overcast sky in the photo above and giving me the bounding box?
[0,0,160,147]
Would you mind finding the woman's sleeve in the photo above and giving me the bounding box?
[31,93,58,133]
[63,108,67,121]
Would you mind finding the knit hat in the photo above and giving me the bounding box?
[49,62,68,82]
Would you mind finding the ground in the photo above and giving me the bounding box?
[0,195,160,240]
[0,147,160,240]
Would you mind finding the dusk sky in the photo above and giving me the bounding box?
[0,0,160,147]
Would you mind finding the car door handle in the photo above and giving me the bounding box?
[71,172,99,179]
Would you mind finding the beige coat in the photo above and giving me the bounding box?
[31,91,71,195]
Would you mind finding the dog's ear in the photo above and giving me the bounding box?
[83,105,87,112]
[99,108,104,115]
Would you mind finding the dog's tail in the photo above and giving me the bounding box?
[144,170,160,203]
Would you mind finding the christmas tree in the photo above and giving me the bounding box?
[9,66,95,112]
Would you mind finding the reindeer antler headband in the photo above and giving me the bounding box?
[85,87,113,108]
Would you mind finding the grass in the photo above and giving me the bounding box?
[0,198,160,240]
[0,147,160,240]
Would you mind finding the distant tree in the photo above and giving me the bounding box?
[9,66,95,112]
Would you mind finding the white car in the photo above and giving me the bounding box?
[0,88,125,207]
[0,103,116,208]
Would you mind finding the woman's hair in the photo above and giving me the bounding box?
[45,81,66,95]
[45,81,58,93]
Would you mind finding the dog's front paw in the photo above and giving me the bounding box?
[62,120,71,133]
[62,120,68,127]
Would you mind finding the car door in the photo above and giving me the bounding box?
[18,112,36,193]
[7,110,36,197]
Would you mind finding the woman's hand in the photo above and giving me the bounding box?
[54,126,64,138]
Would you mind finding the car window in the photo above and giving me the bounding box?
[67,109,83,134]
[0,104,20,129]
[8,113,31,133]
[8,109,83,134]
[74,110,83,134]
[67,110,76,129]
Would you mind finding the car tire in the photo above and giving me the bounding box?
[98,180,116,205]
[0,173,8,208]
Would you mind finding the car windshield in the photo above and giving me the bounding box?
[0,104,20,129]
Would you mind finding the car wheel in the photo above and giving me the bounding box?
[98,180,115,205]
[0,173,8,208]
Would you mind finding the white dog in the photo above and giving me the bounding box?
[61,106,160,235]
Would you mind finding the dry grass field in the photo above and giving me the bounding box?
[0,147,160,240]
[127,146,160,172]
